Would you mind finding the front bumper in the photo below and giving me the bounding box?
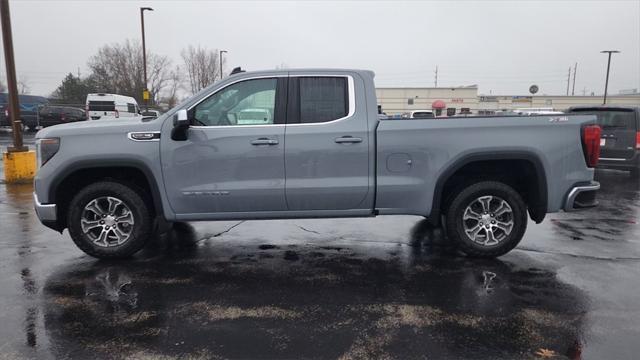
[33,192,61,231]
[563,181,600,211]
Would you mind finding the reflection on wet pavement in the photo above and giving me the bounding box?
[0,136,639,359]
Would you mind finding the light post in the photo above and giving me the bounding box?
[219,50,227,80]
[600,50,619,105]
[140,7,153,111]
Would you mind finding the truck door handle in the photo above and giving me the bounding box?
[335,136,363,144]
[250,138,279,145]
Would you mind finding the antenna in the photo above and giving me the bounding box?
[230,66,245,75]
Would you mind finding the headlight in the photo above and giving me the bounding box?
[36,138,60,168]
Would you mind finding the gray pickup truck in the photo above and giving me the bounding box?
[33,69,601,259]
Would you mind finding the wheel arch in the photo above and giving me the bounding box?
[429,151,548,226]
[49,159,165,230]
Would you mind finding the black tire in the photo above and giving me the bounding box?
[445,181,527,258]
[67,181,152,259]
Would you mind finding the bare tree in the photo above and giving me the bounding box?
[18,75,30,94]
[87,40,172,105]
[181,45,220,94]
[160,65,184,109]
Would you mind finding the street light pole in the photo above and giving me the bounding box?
[0,0,26,152]
[600,50,620,105]
[140,7,153,111]
[219,50,227,80]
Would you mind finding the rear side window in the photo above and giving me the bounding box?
[298,77,348,123]
[88,101,115,112]
[570,109,637,129]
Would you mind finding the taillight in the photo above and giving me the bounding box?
[114,109,119,118]
[582,125,601,168]
[636,132,640,150]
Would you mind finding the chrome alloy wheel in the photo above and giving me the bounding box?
[81,196,135,247]
[462,195,514,246]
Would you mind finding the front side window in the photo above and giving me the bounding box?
[299,77,348,123]
[193,78,277,126]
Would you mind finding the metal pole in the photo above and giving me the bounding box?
[571,62,577,96]
[219,50,227,80]
[601,50,620,105]
[140,7,153,111]
[566,67,571,96]
[0,0,26,152]
[434,65,438,87]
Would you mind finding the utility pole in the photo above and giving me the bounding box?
[571,62,577,96]
[140,7,153,111]
[434,65,438,87]
[219,50,227,80]
[600,50,620,105]
[566,66,571,96]
[1,0,25,152]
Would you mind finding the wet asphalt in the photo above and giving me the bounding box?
[1,129,639,359]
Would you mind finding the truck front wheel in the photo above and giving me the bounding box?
[445,181,527,258]
[67,181,152,259]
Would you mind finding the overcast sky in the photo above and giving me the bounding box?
[3,0,639,96]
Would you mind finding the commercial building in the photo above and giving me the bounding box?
[376,87,640,116]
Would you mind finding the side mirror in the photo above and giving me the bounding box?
[171,109,190,141]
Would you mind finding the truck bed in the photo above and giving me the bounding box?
[375,114,596,217]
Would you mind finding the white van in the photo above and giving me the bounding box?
[85,93,140,120]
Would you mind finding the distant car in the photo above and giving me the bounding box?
[0,93,48,131]
[38,105,87,127]
[513,108,563,115]
[141,110,162,118]
[408,110,435,119]
[568,105,639,177]
[86,93,140,120]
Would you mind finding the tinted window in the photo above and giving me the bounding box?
[88,101,115,112]
[299,77,348,123]
[127,103,136,113]
[570,109,637,129]
[194,78,277,126]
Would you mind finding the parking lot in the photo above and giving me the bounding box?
[1,130,639,359]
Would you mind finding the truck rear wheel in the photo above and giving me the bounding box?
[445,181,527,258]
[67,181,152,259]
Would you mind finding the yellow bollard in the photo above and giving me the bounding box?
[2,150,36,184]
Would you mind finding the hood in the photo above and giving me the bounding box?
[36,116,165,139]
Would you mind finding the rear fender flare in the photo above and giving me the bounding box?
[428,151,548,225]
